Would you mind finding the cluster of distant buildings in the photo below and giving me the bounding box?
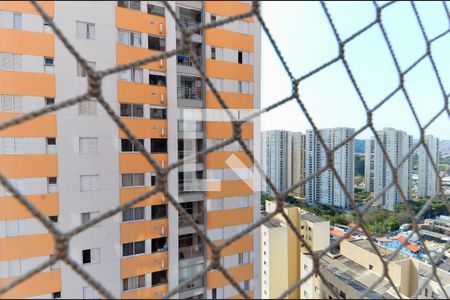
[262,127,441,211]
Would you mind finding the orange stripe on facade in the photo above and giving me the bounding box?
[207,263,253,289]
[119,187,165,207]
[207,235,253,258]
[0,233,54,261]
[0,193,58,220]
[205,1,253,23]
[121,284,168,300]
[0,71,55,97]
[0,29,54,57]
[120,251,168,279]
[0,113,56,137]
[206,29,253,52]
[206,59,253,82]
[0,1,54,17]
[207,179,253,199]
[117,44,166,71]
[120,219,168,244]
[206,91,253,109]
[118,81,167,105]
[227,291,254,299]
[119,118,167,138]
[207,207,253,229]
[120,153,167,173]
[0,154,57,178]
[206,151,252,169]
[206,122,253,139]
[0,270,61,299]
[116,6,165,36]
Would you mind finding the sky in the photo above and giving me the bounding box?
[259,1,450,140]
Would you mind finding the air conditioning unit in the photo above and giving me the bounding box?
[161,127,165,137]
[159,59,163,69]
[161,226,165,235]
[160,93,164,103]
[161,259,165,269]
[159,23,163,34]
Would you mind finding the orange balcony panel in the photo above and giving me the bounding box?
[205,1,253,22]
[227,292,254,299]
[207,179,253,199]
[207,235,253,259]
[0,71,55,97]
[206,59,253,82]
[119,118,167,139]
[206,29,253,52]
[0,193,58,220]
[116,6,165,36]
[120,219,168,244]
[0,113,56,137]
[122,284,168,300]
[206,151,252,169]
[207,207,253,229]
[0,29,54,57]
[0,154,57,178]
[117,44,166,71]
[207,264,253,289]
[120,153,167,173]
[120,187,165,207]
[0,1,54,16]
[0,233,54,261]
[121,251,168,279]
[0,270,61,299]
[118,81,167,105]
[206,122,253,139]
[206,91,253,109]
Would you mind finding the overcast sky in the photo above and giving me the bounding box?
[259,1,450,140]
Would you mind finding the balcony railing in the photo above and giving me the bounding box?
[177,55,202,67]
[179,181,203,193]
[177,18,201,30]
[179,213,204,227]
[178,150,204,162]
[180,277,204,292]
[179,245,204,260]
[177,86,202,100]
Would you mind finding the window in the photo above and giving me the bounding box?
[149,74,166,86]
[76,21,95,40]
[151,204,167,219]
[45,97,55,106]
[152,270,167,286]
[147,4,164,16]
[121,139,144,152]
[77,61,96,77]
[0,53,21,71]
[52,292,61,299]
[81,211,100,225]
[1,95,22,112]
[122,241,145,256]
[123,275,145,291]
[150,107,166,120]
[122,207,145,222]
[211,47,216,59]
[118,1,140,10]
[425,288,428,297]
[49,216,58,223]
[243,280,250,291]
[211,15,217,22]
[79,100,97,115]
[79,137,98,154]
[83,286,99,299]
[120,103,143,117]
[47,177,57,193]
[119,68,143,83]
[212,288,217,300]
[148,35,165,51]
[118,29,141,47]
[82,248,100,264]
[152,237,167,253]
[238,80,249,94]
[339,291,346,299]
[151,139,167,153]
[304,264,308,271]
[121,173,145,187]
[238,51,243,64]
[238,252,250,264]
[80,175,99,191]
[0,11,21,29]
[46,137,57,154]
[210,46,222,60]
[369,264,373,270]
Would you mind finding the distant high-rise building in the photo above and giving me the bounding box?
[305,128,355,209]
[289,132,306,197]
[262,130,290,195]
[372,128,413,211]
[364,138,375,192]
[418,135,439,198]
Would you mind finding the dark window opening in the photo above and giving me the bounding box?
[152,270,168,286]
[369,264,373,270]
[151,175,156,186]
[47,138,56,145]
[52,292,61,299]
[151,139,167,153]
[150,108,166,120]
[82,249,91,264]
[147,4,164,16]
[121,139,144,152]
[45,97,55,106]
[152,237,167,253]
[152,204,167,219]
[212,288,217,299]
[48,177,57,184]
[49,216,58,223]
[238,51,243,64]
[149,74,166,86]
[118,1,140,10]
[148,35,165,51]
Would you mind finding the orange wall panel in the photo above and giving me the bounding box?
[227,292,254,299]
[117,44,166,71]
[0,233,54,261]
[207,207,253,229]
[207,235,253,259]
[0,154,57,178]
[0,193,58,220]
[207,264,253,289]
[121,284,168,300]
[205,1,253,22]
[0,270,61,299]
[206,91,253,109]
[0,113,56,137]
[0,1,54,16]
[206,122,253,140]
[206,151,252,169]
[116,6,165,36]
[120,252,168,278]
[120,153,167,173]
[119,118,167,138]
[206,59,253,82]
[0,71,55,97]
[118,81,167,105]
[120,187,165,207]
[0,29,54,57]
[207,179,253,199]
[120,219,168,244]
[206,29,253,52]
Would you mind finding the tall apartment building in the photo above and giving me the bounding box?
[364,138,375,192]
[370,128,413,211]
[418,135,439,198]
[305,128,355,209]
[261,201,329,299]
[0,1,261,299]
[261,130,305,197]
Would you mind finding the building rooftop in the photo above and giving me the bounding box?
[301,212,325,223]
[261,211,284,228]
[350,239,405,261]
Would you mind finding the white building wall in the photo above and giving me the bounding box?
[418,135,439,198]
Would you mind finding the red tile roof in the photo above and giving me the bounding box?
[330,229,353,241]
[394,236,420,253]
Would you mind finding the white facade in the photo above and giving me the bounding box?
[305,128,354,209]
[418,135,439,198]
[364,138,375,192]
